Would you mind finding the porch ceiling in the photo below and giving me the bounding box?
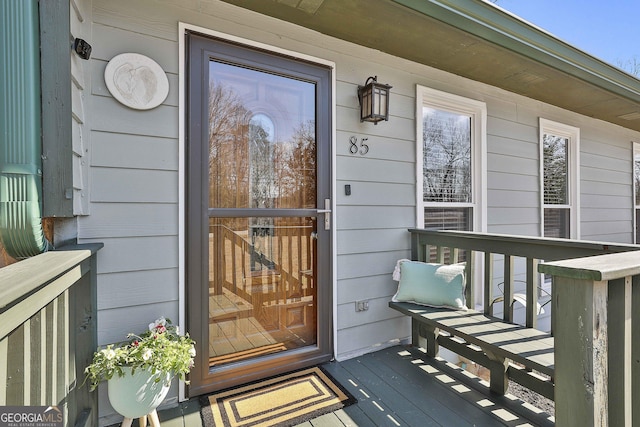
[220,0,640,133]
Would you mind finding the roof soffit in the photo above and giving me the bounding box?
[219,0,640,132]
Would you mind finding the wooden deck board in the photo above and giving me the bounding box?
[334,354,445,426]
[361,348,500,426]
[322,360,407,426]
[305,412,354,427]
[157,345,553,427]
[330,408,373,427]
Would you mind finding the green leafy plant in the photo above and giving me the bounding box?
[84,317,196,391]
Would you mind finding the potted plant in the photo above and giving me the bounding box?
[84,317,196,419]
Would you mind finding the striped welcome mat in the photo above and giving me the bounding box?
[200,366,356,427]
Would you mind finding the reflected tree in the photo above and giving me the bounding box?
[542,134,568,205]
[635,154,640,204]
[423,110,471,203]
[248,119,275,209]
[208,81,317,212]
[208,81,250,211]
[279,120,316,209]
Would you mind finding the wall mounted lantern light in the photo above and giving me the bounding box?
[357,76,392,124]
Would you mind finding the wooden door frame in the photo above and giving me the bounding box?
[179,25,336,398]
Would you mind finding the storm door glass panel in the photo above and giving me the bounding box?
[207,62,318,367]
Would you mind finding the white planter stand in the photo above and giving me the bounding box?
[108,367,170,427]
[121,409,161,427]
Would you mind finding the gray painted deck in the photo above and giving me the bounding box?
[151,346,554,427]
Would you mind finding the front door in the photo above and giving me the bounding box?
[186,33,333,395]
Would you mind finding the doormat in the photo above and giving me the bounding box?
[200,366,357,427]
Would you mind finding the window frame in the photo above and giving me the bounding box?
[633,142,640,243]
[416,85,487,233]
[539,118,580,240]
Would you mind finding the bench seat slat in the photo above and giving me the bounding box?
[406,309,550,339]
[390,301,554,376]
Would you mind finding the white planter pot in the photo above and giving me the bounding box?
[107,366,171,419]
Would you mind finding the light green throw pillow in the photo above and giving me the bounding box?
[392,261,466,310]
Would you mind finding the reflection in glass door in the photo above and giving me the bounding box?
[187,33,332,394]
[208,216,317,366]
[208,62,318,366]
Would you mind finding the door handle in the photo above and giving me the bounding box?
[317,199,331,230]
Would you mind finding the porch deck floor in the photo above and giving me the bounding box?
[154,345,554,426]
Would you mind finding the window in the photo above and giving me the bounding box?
[417,86,486,233]
[634,143,640,243]
[539,119,579,239]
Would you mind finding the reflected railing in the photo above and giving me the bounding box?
[208,220,316,365]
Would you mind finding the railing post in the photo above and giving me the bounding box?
[633,275,640,426]
[503,255,514,323]
[540,251,640,427]
[608,277,632,427]
[70,249,99,427]
[484,252,493,316]
[0,244,101,426]
[465,251,475,309]
[551,275,609,426]
[525,258,539,329]
[410,232,425,262]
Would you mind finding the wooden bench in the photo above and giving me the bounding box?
[389,301,555,399]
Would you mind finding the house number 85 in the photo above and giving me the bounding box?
[349,136,369,155]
